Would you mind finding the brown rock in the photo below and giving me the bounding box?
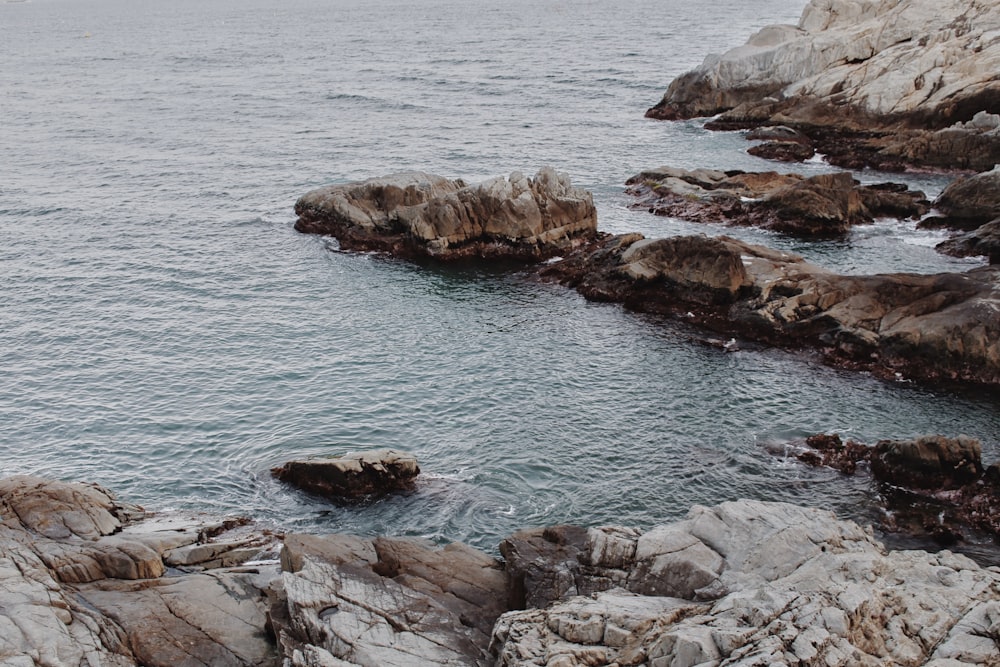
[871,435,983,490]
[933,166,1000,229]
[937,218,1000,263]
[294,167,597,261]
[271,449,419,500]
[747,140,816,162]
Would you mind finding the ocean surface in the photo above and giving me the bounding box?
[3,0,999,560]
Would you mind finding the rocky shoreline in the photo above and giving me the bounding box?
[5,474,1000,666]
[644,0,1000,173]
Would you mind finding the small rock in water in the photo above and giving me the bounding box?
[271,449,420,500]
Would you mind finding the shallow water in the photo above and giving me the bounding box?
[3,0,998,560]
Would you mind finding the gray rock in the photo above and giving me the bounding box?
[934,166,1000,229]
[491,501,1000,667]
[938,218,1000,263]
[273,533,507,667]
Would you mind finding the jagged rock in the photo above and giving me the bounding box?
[294,167,597,261]
[938,218,1000,263]
[271,449,420,501]
[0,475,281,667]
[646,0,1000,171]
[625,167,927,237]
[540,233,1000,385]
[273,532,507,666]
[933,166,1000,230]
[490,501,1000,667]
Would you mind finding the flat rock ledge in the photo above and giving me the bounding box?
[4,475,1000,666]
[626,167,928,238]
[271,449,420,501]
[294,167,597,261]
[645,0,1000,171]
[539,233,1000,386]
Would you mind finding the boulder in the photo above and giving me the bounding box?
[491,500,1000,667]
[933,166,1000,229]
[872,435,983,490]
[646,0,1000,171]
[938,218,1000,263]
[273,532,507,666]
[540,233,1000,385]
[271,449,420,501]
[294,167,597,261]
[625,167,927,237]
[747,140,816,162]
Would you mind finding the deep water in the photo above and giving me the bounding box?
[3,0,999,560]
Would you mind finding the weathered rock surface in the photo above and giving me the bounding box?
[938,219,1000,263]
[491,500,1000,667]
[0,475,280,667]
[272,449,420,501]
[294,167,597,260]
[792,433,1000,543]
[625,167,928,237]
[931,165,1000,230]
[746,140,816,162]
[540,232,1000,385]
[646,0,1000,171]
[272,532,507,666]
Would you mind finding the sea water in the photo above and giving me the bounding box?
[3,0,998,559]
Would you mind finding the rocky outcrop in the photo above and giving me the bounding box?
[791,434,1000,543]
[938,219,1000,263]
[0,475,280,667]
[540,233,1000,385]
[645,0,1000,171]
[272,532,507,666]
[929,165,1000,230]
[272,449,420,501]
[625,167,927,237]
[490,500,1000,667]
[294,167,597,260]
[6,475,1000,667]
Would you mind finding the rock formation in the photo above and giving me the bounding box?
[929,165,1000,230]
[0,475,281,667]
[645,0,1000,171]
[294,167,597,260]
[491,500,1000,666]
[625,166,927,237]
[540,233,1000,385]
[272,449,420,501]
[791,433,1000,543]
[5,475,1000,666]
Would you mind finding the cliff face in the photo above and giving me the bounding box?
[646,0,1000,170]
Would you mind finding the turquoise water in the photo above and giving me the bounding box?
[3,0,998,559]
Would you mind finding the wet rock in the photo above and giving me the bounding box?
[273,532,507,666]
[746,125,811,144]
[625,167,927,237]
[271,449,420,501]
[294,167,597,261]
[933,166,1000,230]
[872,435,983,490]
[796,433,871,474]
[646,0,1000,171]
[938,218,1000,263]
[747,140,815,162]
[540,233,1000,386]
[491,500,1000,667]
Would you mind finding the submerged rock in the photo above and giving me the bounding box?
[645,0,1000,171]
[294,167,597,261]
[271,449,420,500]
[625,167,927,237]
[541,233,1000,386]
